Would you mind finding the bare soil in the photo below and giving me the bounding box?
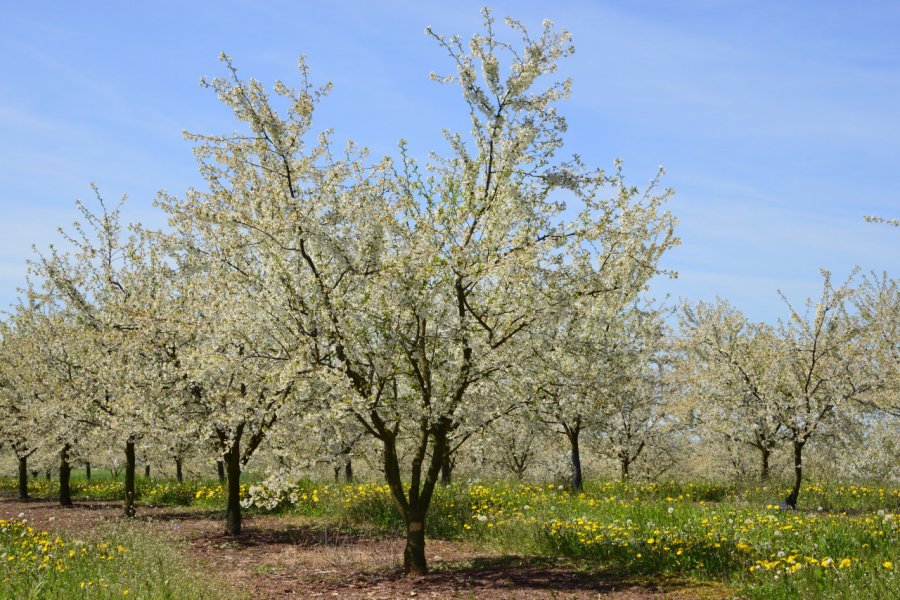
[0,496,731,599]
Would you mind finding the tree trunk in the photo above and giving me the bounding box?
[18,455,29,500]
[144,464,151,479]
[84,461,91,481]
[511,452,530,480]
[344,459,353,483]
[216,460,225,483]
[333,465,340,484]
[567,427,583,493]
[759,446,771,481]
[224,445,242,535]
[45,468,51,481]
[620,454,630,481]
[784,439,805,509]
[515,460,526,480]
[175,457,183,482]
[59,445,72,507]
[124,439,136,518]
[379,421,447,576]
[403,513,427,575]
[440,457,453,485]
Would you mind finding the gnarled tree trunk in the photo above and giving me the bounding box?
[403,511,427,575]
[379,420,450,575]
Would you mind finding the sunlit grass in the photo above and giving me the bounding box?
[0,517,223,599]
[248,478,898,599]
[2,475,896,598]
[0,477,233,509]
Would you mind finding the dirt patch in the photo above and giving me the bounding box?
[0,496,730,599]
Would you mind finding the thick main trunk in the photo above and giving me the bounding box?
[18,456,29,500]
[344,459,353,483]
[440,457,453,485]
[380,422,448,576]
[760,446,771,481]
[515,460,526,480]
[216,460,225,483]
[568,428,583,493]
[620,455,630,481]
[224,446,242,535]
[59,445,72,507]
[403,515,427,575]
[175,458,183,482]
[784,440,804,509]
[84,461,91,481]
[124,440,136,518]
[144,464,151,479]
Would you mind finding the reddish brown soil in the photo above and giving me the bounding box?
[0,496,731,599]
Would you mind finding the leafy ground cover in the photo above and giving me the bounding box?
[0,514,219,599]
[0,476,251,510]
[247,478,900,599]
[1,476,896,598]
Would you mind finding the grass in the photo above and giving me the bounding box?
[2,475,896,598]
[0,517,223,599]
[0,476,230,509]
[246,478,897,599]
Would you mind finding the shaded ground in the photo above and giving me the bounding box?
[0,496,731,599]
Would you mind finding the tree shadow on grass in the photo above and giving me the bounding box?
[138,507,224,521]
[0,496,92,510]
[0,495,224,522]
[204,523,372,548]
[377,555,718,597]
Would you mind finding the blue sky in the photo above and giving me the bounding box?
[1,0,897,321]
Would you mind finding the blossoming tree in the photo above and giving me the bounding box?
[169,10,677,572]
[679,299,785,480]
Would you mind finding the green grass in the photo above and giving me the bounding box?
[0,517,224,599]
[0,477,229,509]
[2,475,896,598]
[246,478,897,599]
